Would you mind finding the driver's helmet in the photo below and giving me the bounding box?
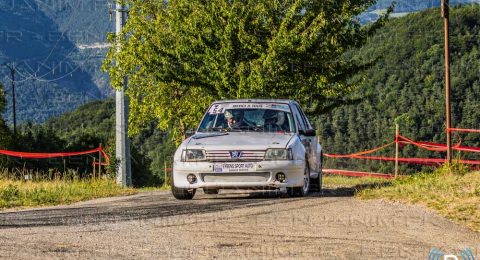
[263,110,285,125]
[224,109,244,121]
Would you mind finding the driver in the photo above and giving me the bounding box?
[263,110,287,131]
[224,109,250,129]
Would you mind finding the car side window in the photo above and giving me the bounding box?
[199,114,216,130]
[291,105,306,131]
[295,104,312,129]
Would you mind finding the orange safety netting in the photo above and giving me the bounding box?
[349,155,480,166]
[0,147,110,165]
[397,135,480,153]
[322,169,394,179]
[324,133,480,165]
[448,128,480,133]
[323,141,395,158]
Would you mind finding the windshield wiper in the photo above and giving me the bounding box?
[208,127,229,132]
[232,125,264,132]
[192,132,229,139]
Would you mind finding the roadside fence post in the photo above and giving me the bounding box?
[99,144,103,177]
[395,124,399,178]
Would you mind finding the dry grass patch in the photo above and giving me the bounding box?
[358,164,480,232]
[0,178,137,209]
[323,174,391,189]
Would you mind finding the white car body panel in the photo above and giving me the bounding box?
[186,132,294,151]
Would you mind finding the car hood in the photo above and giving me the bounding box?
[186,132,295,150]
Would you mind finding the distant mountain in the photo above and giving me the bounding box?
[0,0,112,122]
[359,0,480,23]
[0,0,479,123]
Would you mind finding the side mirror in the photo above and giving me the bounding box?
[185,129,195,138]
[299,129,316,137]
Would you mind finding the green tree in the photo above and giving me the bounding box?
[103,0,391,143]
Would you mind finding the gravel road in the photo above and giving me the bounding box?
[0,188,479,259]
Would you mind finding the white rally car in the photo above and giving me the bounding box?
[171,99,323,200]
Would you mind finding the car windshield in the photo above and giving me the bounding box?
[198,103,296,133]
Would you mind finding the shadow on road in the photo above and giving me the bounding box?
[0,181,392,229]
[0,192,293,229]
[322,182,392,198]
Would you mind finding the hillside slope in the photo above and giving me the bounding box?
[360,0,480,23]
[0,0,112,123]
[318,5,480,173]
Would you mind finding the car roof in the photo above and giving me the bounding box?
[212,99,296,105]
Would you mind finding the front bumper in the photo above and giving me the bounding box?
[172,160,305,189]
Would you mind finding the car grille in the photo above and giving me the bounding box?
[205,150,266,162]
[201,172,271,183]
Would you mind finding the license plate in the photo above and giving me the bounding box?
[213,162,256,173]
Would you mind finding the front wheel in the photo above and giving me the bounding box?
[287,163,310,197]
[171,186,196,200]
[310,171,323,193]
[310,153,323,193]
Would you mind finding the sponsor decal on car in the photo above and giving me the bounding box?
[208,103,290,114]
[213,162,256,173]
[208,104,225,114]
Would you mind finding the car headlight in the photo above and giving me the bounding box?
[264,148,293,160]
[182,149,206,162]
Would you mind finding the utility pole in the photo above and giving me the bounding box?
[114,1,132,187]
[395,124,399,178]
[4,63,16,141]
[442,0,452,163]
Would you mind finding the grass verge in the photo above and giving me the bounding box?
[0,178,137,210]
[357,164,480,232]
[137,184,171,192]
[323,174,391,189]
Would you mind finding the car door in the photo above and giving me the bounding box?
[297,104,321,173]
[292,103,319,173]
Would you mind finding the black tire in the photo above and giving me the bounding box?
[318,171,323,193]
[288,162,310,197]
[318,152,323,193]
[203,188,219,195]
[310,153,323,193]
[171,186,196,200]
[287,187,305,197]
[310,171,323,193]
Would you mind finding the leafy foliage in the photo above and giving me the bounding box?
[103,0,391,143]
[318,5,480,173]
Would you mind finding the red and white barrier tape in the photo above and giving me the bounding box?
[448,128,480,133]
[0,147,110,165]
[324,133,480,165]
[323,169,394,179]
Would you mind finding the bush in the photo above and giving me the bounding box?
[1,184,20,201]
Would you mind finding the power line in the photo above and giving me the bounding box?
[7,1,112,84]
[3,49,103,84]
[2,62,17,140]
